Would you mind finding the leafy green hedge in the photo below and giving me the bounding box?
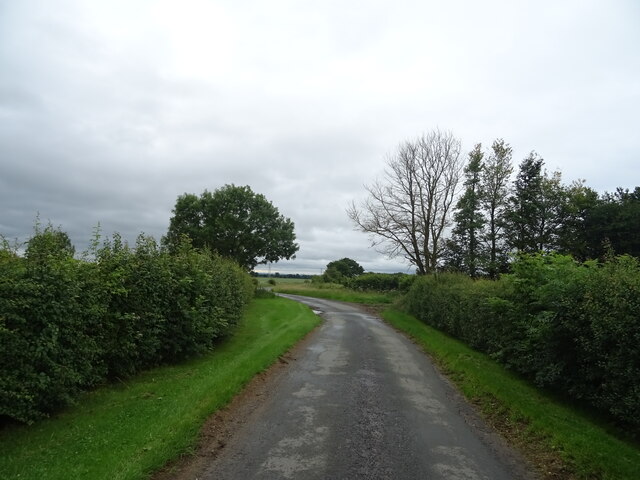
[404,253,640,433]
[347,272,415,291]
[0,227,253,424]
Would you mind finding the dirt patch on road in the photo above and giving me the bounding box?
[151,328,320,480]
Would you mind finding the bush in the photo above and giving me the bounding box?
[574,256,640,426]
[0,227,253,423]
[348,273,414,291]
[0,227,104,422]
[404,253,640,433]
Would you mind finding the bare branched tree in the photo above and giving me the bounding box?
[347,130,463,274]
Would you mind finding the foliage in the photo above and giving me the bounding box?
[445,144,487,277]
[504,152,545,252]
[583,187,640,259]
[481,139,514,278]
[322,257,364,282]
[346,272,415,292]
[555,180,600,260]
[164,184,299,270]
[1,226,102,422]
[0,298,320,480]
[0,226,253,424]
[384,309,640,480]
[404,253,640,433]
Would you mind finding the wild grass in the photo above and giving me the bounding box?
[0,297,320,480]
[383,308,640,479]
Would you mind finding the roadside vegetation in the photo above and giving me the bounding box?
[0,297,320,480]
[383,309,640,479]
[341,129,640,477]
[402,253,640,434]
[0,226,253,424]
[1,185,313,480]
[268,254,640,479]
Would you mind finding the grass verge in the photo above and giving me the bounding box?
[0,297,320,480]
[383,308,640,479]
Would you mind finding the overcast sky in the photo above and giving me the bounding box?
[1,1,639,274]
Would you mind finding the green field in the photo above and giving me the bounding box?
[269,278,398,304]
[0,297,320,480]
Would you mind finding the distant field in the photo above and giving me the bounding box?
[271,279,397,304]
[256,277,310,287]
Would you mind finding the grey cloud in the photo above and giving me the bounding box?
[1,1,639,274]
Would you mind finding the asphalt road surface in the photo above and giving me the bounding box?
[200,294,536,480]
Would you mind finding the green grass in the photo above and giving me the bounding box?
[0,297,320,480]
[383,308,640,479]
[272,280,397,304]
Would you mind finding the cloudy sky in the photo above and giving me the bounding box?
[1,1,638,274]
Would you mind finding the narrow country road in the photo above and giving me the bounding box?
[199,294,536,480]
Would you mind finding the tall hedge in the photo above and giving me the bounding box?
[0,227,253,424]
[346,272,415,291]
[404,253,640,433]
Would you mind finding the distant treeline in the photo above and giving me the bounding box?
[0,226,253,424]
[444,142,640,277]
[251,272,313,279]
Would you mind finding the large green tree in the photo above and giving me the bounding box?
[323,257,364,282]
[505,152,545,253]
[584,187,640,259]
[505,153,568,254]
[555,180,599,260]
[481,139,513,278]
[164,185,298,270]
[448,144,486,277]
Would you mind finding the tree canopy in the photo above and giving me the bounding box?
[323,257,364,282]
[356,132,640,277]
[164,185,298,270]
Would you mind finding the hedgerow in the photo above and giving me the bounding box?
[346,272,415,291]
[404,253,640,433]
[0,226,253,424]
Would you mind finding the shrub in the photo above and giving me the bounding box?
[0,226,103,422]
[0,227,253,424]
[404,253,640,433]
[348,273,414,291]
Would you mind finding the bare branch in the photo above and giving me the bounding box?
[347,129,463,274]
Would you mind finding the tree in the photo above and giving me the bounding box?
[504,152,570,254]
[323,257,364,282]
[505,152,543,253]
[347,129,463,275]
[481,139,513,278]
[164,185,299,270]
[556,180,599,260]
[26,224,75,262]
[448,144,486,277]
[584,187,640,259]
[536,170,567,251]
